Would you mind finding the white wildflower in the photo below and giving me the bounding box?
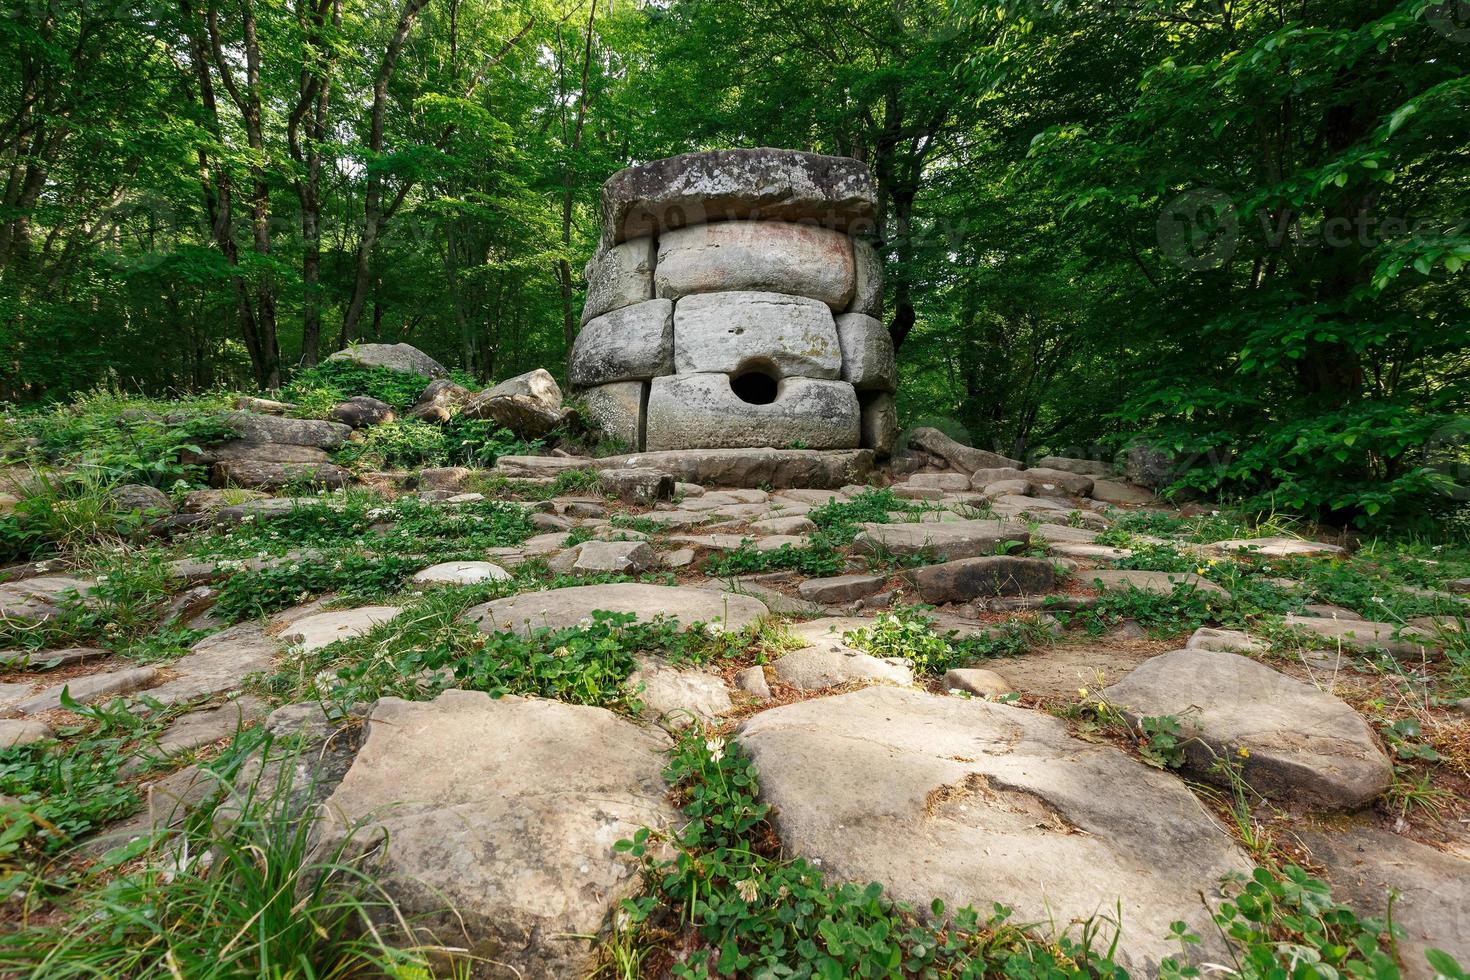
[704,738,725,763]
[735,879,761,903]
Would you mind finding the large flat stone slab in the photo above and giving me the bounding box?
[645,374,859,451]
[1086,568,1229,599]
[1295,826,1470,979]
[6,667,158,716]
[657,222,855,308]
[599,148,878,247]
[222,411,351,449]
[278,606,403,653]
[1208,536,1346,558]
[1103,649,1391,808]
[468,583,767,636]
[1282,614,1440,658]
[736,687,1251,971]
[0,575,94,621]
[315,691,677,978]
[852,519,1030,562]
[144,624,279,706]
[604,448,872,489]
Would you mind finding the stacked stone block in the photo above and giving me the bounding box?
[570,148,896,455]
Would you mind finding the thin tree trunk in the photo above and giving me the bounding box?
[557,0,598,361]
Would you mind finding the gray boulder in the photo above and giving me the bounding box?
[834,313,896,391]
[578,382,644,451]
[570,299,673,387]
[598,467,673,504]
[581,237,655,324]
[326,342,447,378]
[1033,455,1111,477]
[405,379,472,423]
[1090,479,1155,506]
[1103,649,1392,809]
[849,238,884,317]
[109,483,173,515]
[210,460,351,491]
[859,392,898,457]
[599,148,878,248]
[852,519,1030,562]
[328,396,395,428]
[908,427,1022,473]
[468,582,767,636]
[655,221,855,309]
[463,369,569,439]
[645,374,858,451]
[672,291,842,379]
[548,540,657,577]
[735,687,1252,972]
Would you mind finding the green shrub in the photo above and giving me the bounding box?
[281,361,430,413]
[705,542,846,577]
[332,419,449,469]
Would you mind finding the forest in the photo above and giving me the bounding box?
[2,0,1468,527]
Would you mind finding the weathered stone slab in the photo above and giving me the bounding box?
[905,556,1056,604]
[581,237,655,324]
[1282,614,1439,658]
[0,646,108,670]
[607,448,872,489]
[852,519,1030,562]
[600,149,878,248]
[548,540,657,577]
[222,411,351,449]
[646,374,858,450]
[1022,467,1094,497]
[211,460,351,490]
[7,667,158,716]
[468,583,767,636]
[1208,536,1347,559]
[1034,455,1112,477]
[0,718,52,747]
[1104,649,1392,808]
[464,369,569,439]
[1296,826,1470,978]
[628,661,731,730]
[412,561,511,586]
[1089,479,1155,506]
[797,574,887,604]
[656,221,855,309]
[672,291,842,379]
[570,299,674,386]
[908,426,1022,472]
[859,391,898,457]
[578,382,645,451]
[315,691,678,979]
[1086,568,1229,599]
[0,574,94,621]
[835,313,896,391]
[599,467,673,504]
[326,342,447,378]
[849,238,884,317]
[735,687,1252,971]
[145,624,278,706]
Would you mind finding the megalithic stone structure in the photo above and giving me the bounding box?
[570,148,896,456]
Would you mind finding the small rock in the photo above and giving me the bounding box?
[735,665,771,698]
[1186,627,1267,654]
[463,368,569,439]
[417,466,474,492]
[406,379,471,422]
[108,483,174,515]
[942,668,1013,697]
[661,547,696,569]
[751,515,819,535]
[326,342,447,377]
[598,467,674,504]
[234,395,295,415]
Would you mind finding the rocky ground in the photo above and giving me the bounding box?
[0,359,1467,977]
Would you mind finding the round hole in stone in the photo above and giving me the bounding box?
[730,363,780,405]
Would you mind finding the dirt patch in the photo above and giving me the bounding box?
[987,635,1176,698]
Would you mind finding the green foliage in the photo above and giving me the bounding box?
[332,419,452,469]
[1161,865,1405,980]
[1379,718,1441,763]
[0,548,175,654]
[1061,583,1220,638]
[705,541,847,578]
[0,730,440,978]
[844,606,1050,676]
[1135,715,1191,770]
[615,729,1130,979]
[281,361,431,413]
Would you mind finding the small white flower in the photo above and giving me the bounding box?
[735,879,760,902]
[705,738,725,763]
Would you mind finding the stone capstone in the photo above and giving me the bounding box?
[1103,649,1392,809]
[581,237,655,325]
[599,148,878,248]
[645,374,858,451]
[672,291,842,379]
[655,221,855,309]
[570,299,674,387]
[326,342,447,378]
[313,691,677,978]
[735,687,1252,971]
